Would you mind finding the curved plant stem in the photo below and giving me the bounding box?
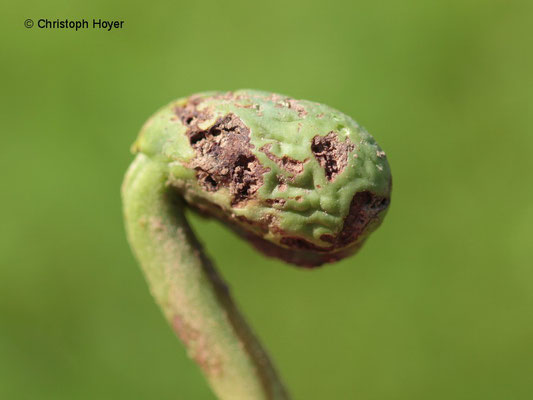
[122,154,290,400]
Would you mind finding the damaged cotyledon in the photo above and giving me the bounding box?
[132,89,392,267]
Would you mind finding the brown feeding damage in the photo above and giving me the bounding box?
[324,190,390,248]
[273,97,308,118]
[238,189,389,268]
[287,99,308,118]
[311,131,355,181]
[278,192,388,252]
[260,143,305,175]
[174,95,212,126]
[173,96,390,268]
[175,99,269,207]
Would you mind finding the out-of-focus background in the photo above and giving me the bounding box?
[1,1,532,399]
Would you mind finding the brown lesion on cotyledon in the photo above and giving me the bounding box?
[270,95,308,118]
[286,99,308,118]
[175,99,269,207]
[174,95,212,126]
[264,198,286,207]
[311,131,355,181]
[279,192,388,252]
[184,185,390,268]
[241,187,390,267]
[320,190,390,247]
[173,96,390,268]
[260,143,306,176]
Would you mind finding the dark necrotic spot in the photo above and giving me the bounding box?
[231,155,261,204]
[259,144,305,176]
[235,154,254,168]
[174,96,211,127]
[264,198,286,207]
[336,190,390,247]
[280,237,327,252]
[195,169,218,191]
[311,131,354,181]
[319,234,335,244]
[189,130,207,145]
[178,105,269,206]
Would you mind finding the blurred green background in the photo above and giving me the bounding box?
[1,0,532,399]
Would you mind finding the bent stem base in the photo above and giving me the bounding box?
[122,154,290,400]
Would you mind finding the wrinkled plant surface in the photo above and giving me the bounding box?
[134,90,392,267]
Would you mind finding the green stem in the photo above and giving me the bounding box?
[122,154,290,400]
